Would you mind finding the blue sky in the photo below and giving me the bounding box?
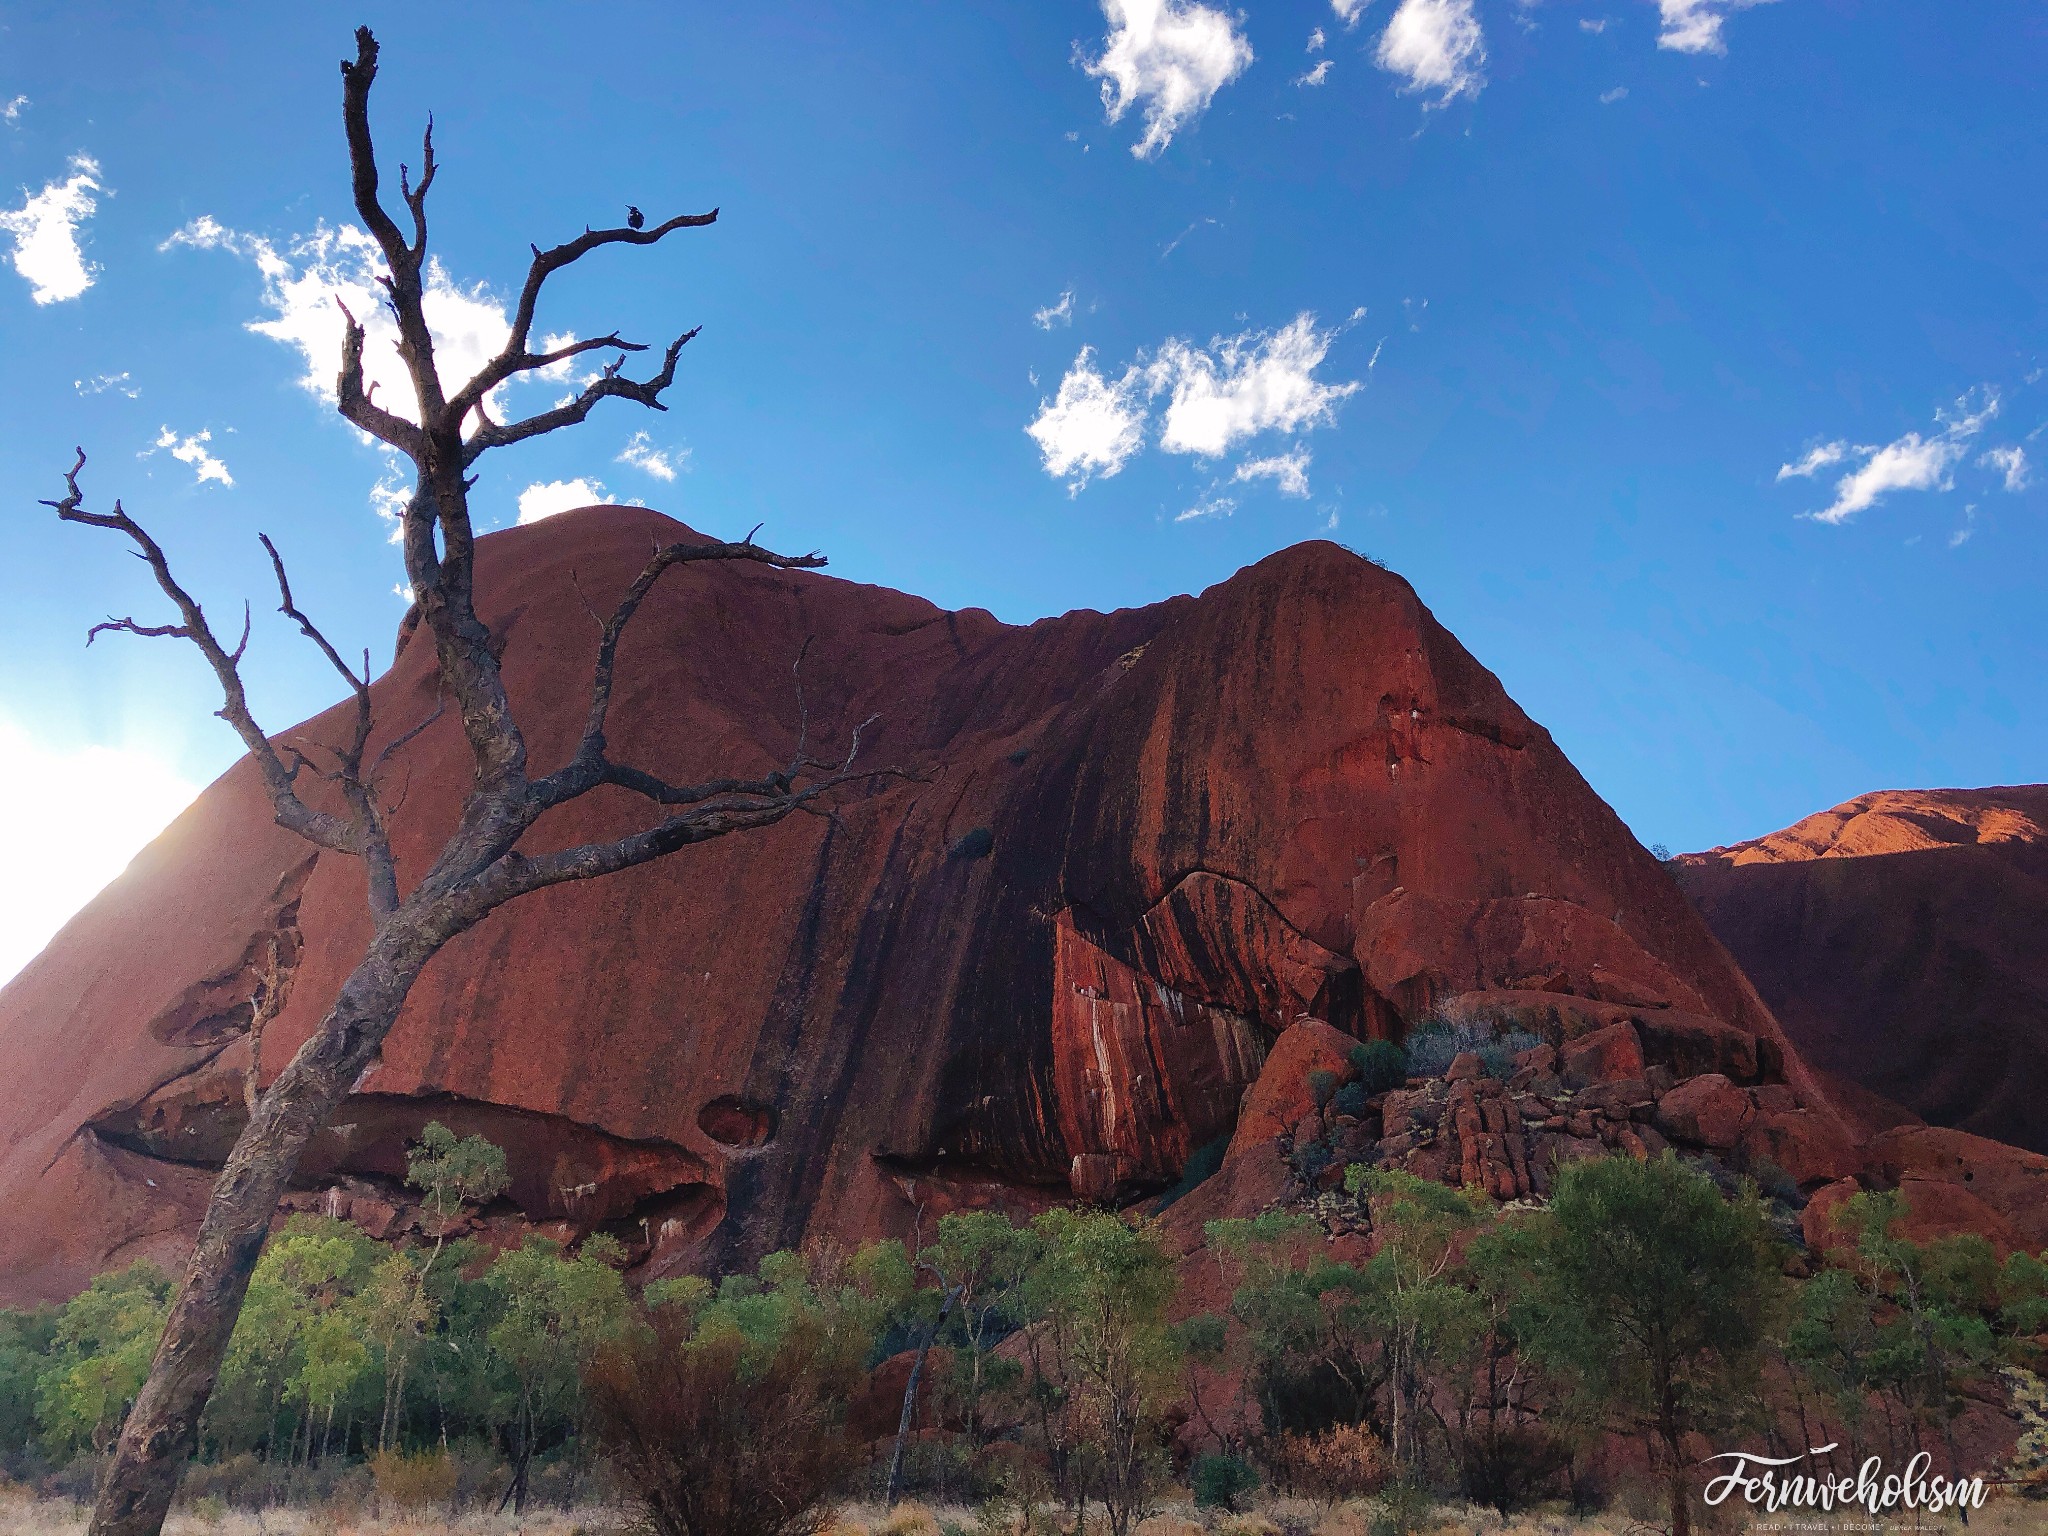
[0,1,2042,979]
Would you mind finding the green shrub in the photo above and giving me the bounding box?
[1193,1452,1260,1511]
[1347,1040,1408,1095]
[1402,1017,1540,1080]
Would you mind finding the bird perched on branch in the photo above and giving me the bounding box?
[626,205,645,230]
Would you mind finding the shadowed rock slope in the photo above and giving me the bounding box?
[0,506,1855,1303]
[1674,787,2048,1156]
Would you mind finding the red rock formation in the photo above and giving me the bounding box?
[0,507,1855,1304]
[1674,787,2048,1154]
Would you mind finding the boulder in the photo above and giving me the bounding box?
[1655,1073,1751,1150]
[1561,1021,1646,1087]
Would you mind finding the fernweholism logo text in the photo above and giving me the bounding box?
[1704,1444,1986,1518]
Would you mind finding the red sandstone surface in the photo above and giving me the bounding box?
[1674,786,2048,1155]
[0,507,1891,1303]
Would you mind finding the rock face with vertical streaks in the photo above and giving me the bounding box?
[0,506,1859,1303]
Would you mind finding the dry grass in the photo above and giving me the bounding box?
[6,1483,2043,1536]
[0,1481,630,1536]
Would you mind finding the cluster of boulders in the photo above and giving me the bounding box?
[1274,1015,1853,1214]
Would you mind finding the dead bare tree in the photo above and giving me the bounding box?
[39,29,888,1536]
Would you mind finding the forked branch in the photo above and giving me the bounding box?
[40,451,360,859]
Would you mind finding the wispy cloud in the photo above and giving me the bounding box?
[1161,216,1220,259]
[517,477,610,524]
[1797,388,2001,526]
[1376,0,1487,104]
[1579,17,1610,33]
[1308,26,1328,51]
[1776,441,1849,481]
[1297,60,1334,87]
[147,426,233,488]
[1033,288,1076,330]
[1080,0,1254,160]
[1655,0,1773,56]
[1983,444,2031,493]
[0,96,26,126]
[1331,0,1373,26]
[162,216,521,430]
[1599,86,1629,103]
[1175,491,1238,523]
[0,155,103,304]
[75,371,138,398]
[1028,312,1361,495]
[618,430,687,482]
[1233,447,1313,497]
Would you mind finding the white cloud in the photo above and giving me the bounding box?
[0,715,199,986]
[1032,288,1076,330]
[1802,388,2000,526]
[1654,0,1772,56]
[368,452,411,538]
[517,477,609,524]
[75,371,138,398]
[1599,86,1629,103]
[1030,313,1360,491]
[1331,0,1373,25]
[1579,17,1609,32]
[1308,27,1328,51]
[1949,505,1977,548]
[1376,0,1486,104]
[1150,313,1361,458]
[1081,0,1254,160]
[1026,347,1151,489]
[0,155,103,304]
[1297,60,1334,86]
[147,426,233,488]
[1776,441,1848,481]
[162,216,518,429]
[618,430,686,482]
[1233,447,1313,497]
[1983,445,2030,493]
[1,96,26,125]
[1175,491,1237,522]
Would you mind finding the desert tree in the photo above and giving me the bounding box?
[39,28,892,1536]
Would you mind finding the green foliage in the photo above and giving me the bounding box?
[405,1120,512,1232]
[1348,1040,1408,1096]
[1015,1209,1181,1536]
[1192,1452,1260,1510]
[35,1261,172,1457]
[209,1215,384,1459]
[0,1304,56,1454]
[1516,1153,1783,1534]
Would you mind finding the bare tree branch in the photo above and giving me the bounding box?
[399,114,436,259]
[41,451,360,858]
[260,533,401,915]
[461,329,698,463]
[532,537,823,807]
[334,298,422,454]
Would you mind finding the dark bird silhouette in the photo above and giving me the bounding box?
[626,206,645,230]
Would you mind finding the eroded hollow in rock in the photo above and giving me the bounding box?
[92,1084,710,1227]
[698,1095,777,1148]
